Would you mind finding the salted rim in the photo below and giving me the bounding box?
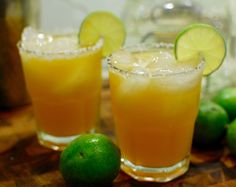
[17,32,103,57]
[107,42,205,77]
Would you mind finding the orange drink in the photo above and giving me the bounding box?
[18,27,103,150]
[108,43,204,182]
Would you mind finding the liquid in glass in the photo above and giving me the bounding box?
[18,27,103,150]
[108,43,204,182]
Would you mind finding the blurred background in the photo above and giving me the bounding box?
[40,0,125,32]
[39,0,236,98]
[0,0,236,109]
[39,0,236,42]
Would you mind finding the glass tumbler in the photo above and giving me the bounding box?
[108,43,204,182]
[18,27,103,150]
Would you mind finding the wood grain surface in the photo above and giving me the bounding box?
[0,84,236,187]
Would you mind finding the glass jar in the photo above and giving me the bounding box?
[0,0,39,109]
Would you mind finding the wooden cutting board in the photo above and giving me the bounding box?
[0,85,236,187]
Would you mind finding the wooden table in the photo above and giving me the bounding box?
[0,85,236,187]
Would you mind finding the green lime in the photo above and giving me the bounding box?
[213,87,236,121]
[174,23,226,76]
[226,119,236,156]
[79,11,126,56]
[60,133,121,186]
[193,100,229,146]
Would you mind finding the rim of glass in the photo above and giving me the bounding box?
[107,42,205,77]
[17,32,103,57]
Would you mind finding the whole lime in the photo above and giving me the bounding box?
[213,87,236,121]
[60,133,121,186]
[226,119,236,156]
[193,100,229,146]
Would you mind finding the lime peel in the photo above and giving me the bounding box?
[79,11,126,56]
[60,133,121,185]
[174,23,226,76]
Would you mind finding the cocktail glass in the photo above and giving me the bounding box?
[108,43,204,182]
[18,27,103,150]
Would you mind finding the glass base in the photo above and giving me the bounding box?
[121,156,190,182]
[37,131,94,151]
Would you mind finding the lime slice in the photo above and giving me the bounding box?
[79,11,126,56]
[174,23,226,76]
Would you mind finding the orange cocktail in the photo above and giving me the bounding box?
[18,27,103,150]
[108,43,204,182]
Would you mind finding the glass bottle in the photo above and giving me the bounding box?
[0,0,39,109]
